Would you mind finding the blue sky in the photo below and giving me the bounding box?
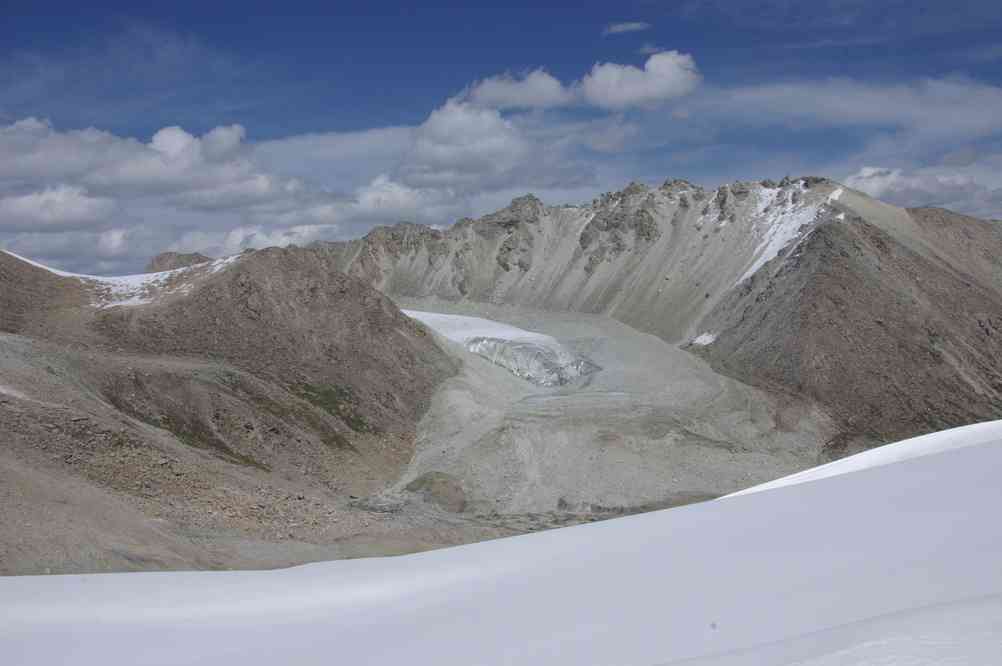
[2,0,1002,273]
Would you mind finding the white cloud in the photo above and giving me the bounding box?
[580,51,702,110]
[96,228,130,255]
[356,175,440,215]
[845,166,1002,218]
[402,99,532,190]
[0,118,349,272]
[0,185,116,230]
[602,22,652,36]
[201,125,246,160]
[637,44,665,55]
[716,77,1002,140]
[463,52,703,112]
[253,127,414,192]
[468,69,575,110]
[0,100,599,272]
[0,118,329,215]
[170,223,337,257]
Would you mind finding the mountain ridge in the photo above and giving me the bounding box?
[317,176,1002,449]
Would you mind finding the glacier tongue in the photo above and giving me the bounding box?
[402,309,599,386]
[465,337,599,386]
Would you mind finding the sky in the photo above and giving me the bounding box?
[2,0,1002,274]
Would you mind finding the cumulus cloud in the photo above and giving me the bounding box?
[844,166,1002,218]
[0,185,116,230]
[0,119,328,215]
[580,51,702,110]
[253,127,414,191]
[356,175,441,215]
[169,224,336,258]
[465,52,702,112]
[0,98,600,272]
[602,22,652,36]
[0,118,348,271]
[402,99,532,189]
[467,69,575,110]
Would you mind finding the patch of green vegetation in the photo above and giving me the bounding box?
[294,383,375,434]
[235,384,362,456]
[173,428,270,471]
[136,405,269,471]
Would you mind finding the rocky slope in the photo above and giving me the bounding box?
[318,177,1002,449]
[694,205,1002,454]
[0,247,461,574]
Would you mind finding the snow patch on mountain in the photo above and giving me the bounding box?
[1,249,236,307]
[691,331,717,346]
[737,187,823,285]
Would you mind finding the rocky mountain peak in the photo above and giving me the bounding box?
[482,194,546,229]
[660,178,700,193]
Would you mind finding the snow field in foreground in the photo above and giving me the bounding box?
[2,420,1001,665]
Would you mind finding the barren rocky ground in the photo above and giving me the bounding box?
[0,247,476,574]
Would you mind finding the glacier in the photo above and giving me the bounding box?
[403,310,599,386]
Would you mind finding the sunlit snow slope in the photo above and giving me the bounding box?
[3,421,1001,665]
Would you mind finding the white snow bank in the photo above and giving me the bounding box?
[2,420,1001,665]
[691,331,717,346]
[725,419,1002,498]
[1,249,235,307]
[403,310,598,386]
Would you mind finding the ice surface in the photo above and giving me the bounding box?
[465,337,599,386]
[3,420,1001,665]
[403,310,598,386]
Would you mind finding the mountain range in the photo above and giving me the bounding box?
[3,175,1001,574]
